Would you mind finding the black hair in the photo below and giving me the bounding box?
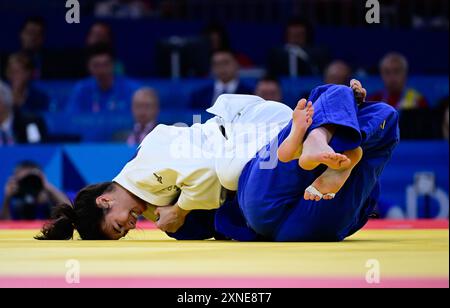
[203,22,231,50]
[21,16,46,32]
[15,160,41,171]
[86,43,115,62]
[88,21,114,43]
[286,17,314,44]
[35,182,114,240]
[259,75,281,86]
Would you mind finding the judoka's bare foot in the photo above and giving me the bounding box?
[299,127,351,170]
[304,147,363,201]
[277,99,314,163]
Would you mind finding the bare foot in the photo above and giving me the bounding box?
[277,99,314,163]
[298,127,351,170]
[304,147,363,201]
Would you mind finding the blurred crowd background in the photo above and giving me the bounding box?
[0,0,448,220]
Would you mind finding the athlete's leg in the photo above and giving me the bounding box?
[298,85,362,170]
[298,125,352,171]
[277,99,314,163]
[236,85,363,239]
[304,146,363,201]
[274,102,400,242]
[280,81,367,172]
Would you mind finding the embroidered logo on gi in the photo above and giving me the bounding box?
[153,173,163,184]
[380,120,386,130]
[167,185,180,192]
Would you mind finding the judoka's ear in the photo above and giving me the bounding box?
[96,195,111,209]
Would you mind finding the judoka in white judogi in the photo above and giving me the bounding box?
[113,94,292,216]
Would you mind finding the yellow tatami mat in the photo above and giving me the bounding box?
[0,225,448,288]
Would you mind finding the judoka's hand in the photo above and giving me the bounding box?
[350,79,367,103]
[154,204,190,233]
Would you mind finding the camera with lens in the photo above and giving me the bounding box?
[11,173,45,219]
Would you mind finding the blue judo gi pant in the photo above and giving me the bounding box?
[168,85,400,242]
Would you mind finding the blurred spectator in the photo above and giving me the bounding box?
[6,52,49,113]
[156,35,210,78]
[203,23,230,52]
[1,161,69,220]
[85,22,125,75]
[86,22,114,46]
[18,16,46,79]
[0,81,13,145]
[255,77,282,102]
[443,105,449,141]
[203,23,253,68]
[16,16,85,79]
[438,97,449,140]
[268,18,327,77]
[324,60,352,85]
[66,44,140,113]
[0,81,47,145]
[127,87,159,145]
[369,52,428,110]
[189,49,253,109]
[159,0,184,19]
[95,0,152,19]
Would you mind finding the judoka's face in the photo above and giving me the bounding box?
[96,185,146,240]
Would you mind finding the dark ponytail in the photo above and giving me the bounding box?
[35,182,114,240]
[35,203,77,240]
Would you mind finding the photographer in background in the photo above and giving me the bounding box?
[1,161,69,220]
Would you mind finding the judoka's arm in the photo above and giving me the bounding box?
[142,203,158,222]
[152,169,222,232]
[154,204,190,233]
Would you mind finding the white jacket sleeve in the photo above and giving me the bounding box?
[176,169,224,211]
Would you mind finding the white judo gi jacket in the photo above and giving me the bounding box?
[113,94,292,216]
